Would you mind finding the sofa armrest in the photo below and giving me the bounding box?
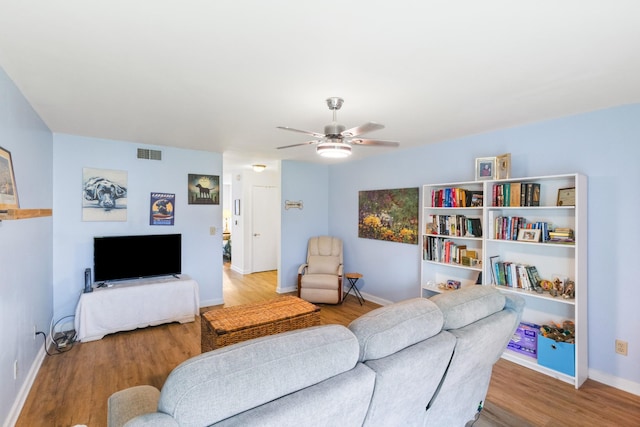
[123,413,179,427]
[108,385,162,427]
[297,263,308,275]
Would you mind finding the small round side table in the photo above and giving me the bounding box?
[344,273,364,305]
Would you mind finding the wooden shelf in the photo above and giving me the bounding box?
[0,208,52,220]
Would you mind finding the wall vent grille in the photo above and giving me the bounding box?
[137,148,162,160]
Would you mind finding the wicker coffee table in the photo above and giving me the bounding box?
[201,296,320,352]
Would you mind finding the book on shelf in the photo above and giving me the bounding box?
[524,183,541,206]
[431,188,483,208]
[426,214,482,237]
[525,265,542,288]
[510,183,521,207]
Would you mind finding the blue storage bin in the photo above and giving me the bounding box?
[537,335,575,376]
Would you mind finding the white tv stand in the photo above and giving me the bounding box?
[74,275,199,342]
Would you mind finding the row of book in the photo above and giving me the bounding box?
[426,214,482,237]
[431,188,483,208]
[492,182,540,207]
[491,258,542,290]
[548,227,574,243]
[493,217,550,241]
[423,236,481,266]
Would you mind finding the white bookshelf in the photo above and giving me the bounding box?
[420,173,587,388]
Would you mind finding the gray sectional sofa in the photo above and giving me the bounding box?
[108,286,524,427]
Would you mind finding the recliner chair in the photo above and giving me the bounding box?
[298,236,343,304]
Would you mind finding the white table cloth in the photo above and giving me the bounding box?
[74,275,199,342]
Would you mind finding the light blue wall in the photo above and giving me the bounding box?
[52,134,224,322]
[326,104,640,388]
[0,67,53,426]
[280,161,329,291]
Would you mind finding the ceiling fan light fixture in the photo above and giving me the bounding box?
[252,164,267,172]
[316,142,352,158]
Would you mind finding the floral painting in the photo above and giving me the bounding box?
[358,187,419,244]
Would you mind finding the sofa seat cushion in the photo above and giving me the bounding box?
[157,324,359,427]
[300,273,339,289]
[348,297,444,361]
[430,286,506,330]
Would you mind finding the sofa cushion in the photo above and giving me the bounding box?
[348,297,443,361]
[157,324,359,427]
[430,285,506,330]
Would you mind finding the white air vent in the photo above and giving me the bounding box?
[137,148,162,160]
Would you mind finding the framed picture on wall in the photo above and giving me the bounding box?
[0,146,19,210]
[188,174,220,205]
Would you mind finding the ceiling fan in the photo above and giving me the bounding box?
[276,97,399,158]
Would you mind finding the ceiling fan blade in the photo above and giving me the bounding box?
[276,140,319,150]
[350,138,400,147]
[341,122,385,137]
[277,126,326,139]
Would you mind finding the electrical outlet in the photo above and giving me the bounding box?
[13,360,18,380]
[33,325,37,339]
[615,339,628,356]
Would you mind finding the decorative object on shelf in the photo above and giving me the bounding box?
[495,153,511,179]
[188,174,219,205]
[358,187,418,244]
[252,164,266,172]
[517,228,541,242]
[234,199,240,215]
[0,146,19,210]
[557,187,576,206]
[285,200,303,210]
[223,209,231,240]
[149,193,175,226]
[82,168,128,222]
[475,156,496,180]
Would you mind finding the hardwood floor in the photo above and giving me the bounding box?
[16,265,640,427]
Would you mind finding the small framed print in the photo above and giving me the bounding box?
[495,153,511,180]
[475,157,496,181]
[557,187,575,206]
[0,146,19,210]
[517,228,541,242]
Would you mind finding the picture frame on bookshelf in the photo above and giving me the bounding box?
[517,228,541,242]
[495,153,511,180]
[557,187,576,206]
[475,157,496,181]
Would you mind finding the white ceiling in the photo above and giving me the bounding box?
[1,1,639,172]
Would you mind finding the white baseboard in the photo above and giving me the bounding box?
[3,346,46,427]
[589,368,640,396]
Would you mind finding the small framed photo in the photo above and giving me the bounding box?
[517,228,541,242]
[495,153,511,180]
[0,146,19,210]
[475,157,496,181]
[557,187,575,206]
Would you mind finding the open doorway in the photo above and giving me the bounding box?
[222,155,280,278]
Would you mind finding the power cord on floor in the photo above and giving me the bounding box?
[36,330,75,355]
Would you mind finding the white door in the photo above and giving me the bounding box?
[251,185,278,272]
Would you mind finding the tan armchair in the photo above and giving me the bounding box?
[297,236,343,304]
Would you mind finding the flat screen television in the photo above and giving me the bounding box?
[93,234,181,283]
